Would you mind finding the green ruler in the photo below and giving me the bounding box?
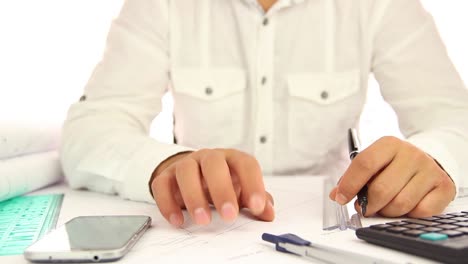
[0,194,63,256]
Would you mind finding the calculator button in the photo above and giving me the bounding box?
[447,212,467,217]
[454,222,468,227]
[419,217,440,221]
[404,219,440,226]
[434,214,456,219]
[437,224,459,230]
[456,227,468,234]
[422,227,443,232]
[387,221,407,226]
[439,230,464,237]
[402,230,426,237]
[450,217,468,222]
[419,233,449,241]
[370,224,392,230]
[435,219,457,224]
[387,227,409,233]
[403,224,425,229]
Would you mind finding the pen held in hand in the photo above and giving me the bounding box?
[348,128,368,216]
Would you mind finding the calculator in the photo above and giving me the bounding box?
[356,211,468,264]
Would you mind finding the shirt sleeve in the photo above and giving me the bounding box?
[60,0,192,203]
[371,0,468,196]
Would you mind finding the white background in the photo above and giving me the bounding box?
[0,0,467,145]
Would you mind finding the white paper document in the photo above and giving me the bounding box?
[126,176,468,264]
[0,151,63,202]
[7,176,467,264]
[0,120,60,159]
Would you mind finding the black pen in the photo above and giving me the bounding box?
[348,128,368,216]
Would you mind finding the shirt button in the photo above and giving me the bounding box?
[260,136,267,144]
[205,87,213,95]
[79,95,87,102]
[320,91,329,100]
[262,18,269,26]
[261,76,267,85]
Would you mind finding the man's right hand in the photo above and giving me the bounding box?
[150,149,275,227]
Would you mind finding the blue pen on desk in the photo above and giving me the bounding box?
[348,128,368,216]
[262,233,398,264]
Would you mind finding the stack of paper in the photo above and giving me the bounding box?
[0,120,63,202]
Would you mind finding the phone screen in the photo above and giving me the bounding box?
[25,215,151,262]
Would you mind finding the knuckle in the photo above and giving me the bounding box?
[409,204,438,218]
[353,155,375,172]
[409,148,428,164]
[440,176,456,198]
[369,181,390,200]
[200,149,224,165]
[196,148,212,158]
[390,195,414,215]
[433,171,447,186]
[380,136,400,145]
[428,162,450,187]
[242,155,260,170]
[175,157,195,175]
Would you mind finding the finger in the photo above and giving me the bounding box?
[336,136,400,205]
[329,187,338,200]
[408,175,456,218]
[378,171,438,217]
[173,187,185,208]
[363,151,419,216]
[199,150,239,222]
[254,192,275,222]
[175,157,211,225]
[225,150,267,216]
[152,168,184,227]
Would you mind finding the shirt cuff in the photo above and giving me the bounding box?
[120,141,193,203]
[406,133,460,197]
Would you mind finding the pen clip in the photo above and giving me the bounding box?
[262,233,311,253]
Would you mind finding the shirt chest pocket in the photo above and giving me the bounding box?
[287,70,363,158]
[171,68,247,149]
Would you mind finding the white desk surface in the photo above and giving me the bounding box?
[2,176,467,264]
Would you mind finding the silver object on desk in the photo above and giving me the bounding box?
[322,177,362,231]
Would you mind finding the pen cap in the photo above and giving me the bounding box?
[348,128,360,157]
[262,233,311,253]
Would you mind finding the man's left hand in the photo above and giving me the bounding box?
[329,136,456,217]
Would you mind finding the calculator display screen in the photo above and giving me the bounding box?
[26,215,151,252]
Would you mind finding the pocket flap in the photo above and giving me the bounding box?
[287,70,360,104]
[171,68,246,100]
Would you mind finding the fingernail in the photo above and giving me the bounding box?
[249,194,265,215]
[329,187,338,200]
[169,213,183,227]
[335,193,348,205]
[221,202,237,221]
[194,208,210,225]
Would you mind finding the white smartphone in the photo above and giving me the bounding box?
[24,215,151,263]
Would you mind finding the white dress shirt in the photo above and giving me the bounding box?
[61,0,468,203]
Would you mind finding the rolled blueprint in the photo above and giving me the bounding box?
[0,151,63,202]
[0,121,60,159]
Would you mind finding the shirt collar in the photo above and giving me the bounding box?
[242,0,306,14]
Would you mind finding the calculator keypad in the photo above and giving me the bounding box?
[357,211,468,264]
[369,212,468,236]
